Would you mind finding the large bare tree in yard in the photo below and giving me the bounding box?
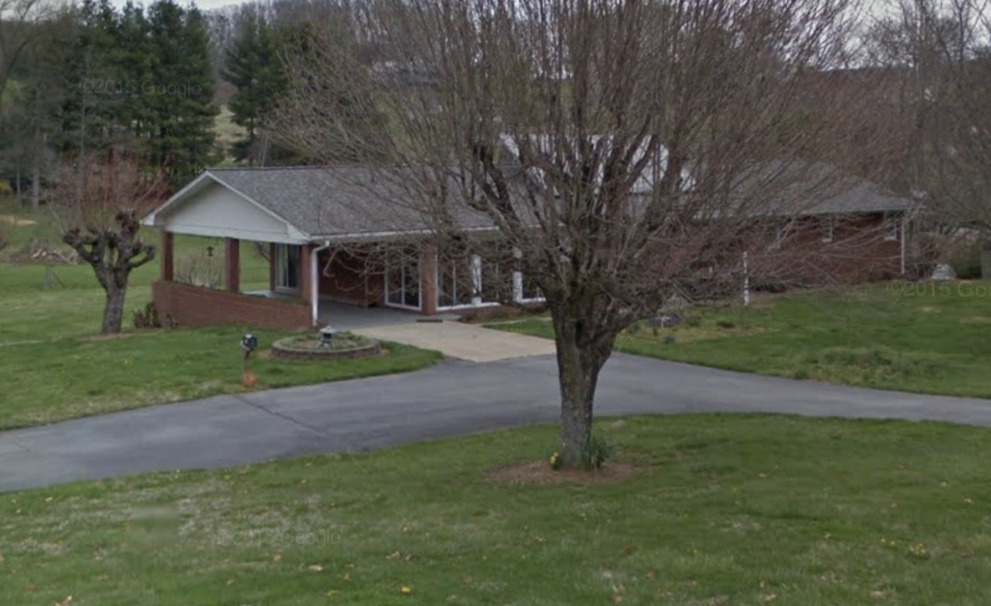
[50,156,164,334]
[277,0,867,467]
[867,0,991,236]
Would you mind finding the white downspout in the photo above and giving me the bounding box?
[311,241,331,327]
[742,252,750,307]
[900,213,908,276]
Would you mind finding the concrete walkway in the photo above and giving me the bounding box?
[354,321,557,362]
[4,353,991,493]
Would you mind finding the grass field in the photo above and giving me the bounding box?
[2,415,991,605]
[494,284,991,398]
[0,199,441,430]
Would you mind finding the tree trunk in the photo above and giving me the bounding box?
[31,153,40,215]
[552,312,611,467]
[102,285,126,334]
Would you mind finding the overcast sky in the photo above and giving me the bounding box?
[191,0,246,10]
[105,0,909,19]
[108,0,250,11]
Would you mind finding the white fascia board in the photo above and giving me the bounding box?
[163,224,310,244]
[312,225,498,243]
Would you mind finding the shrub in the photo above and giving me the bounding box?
[175,254,222,288]
[716,319,736,329]
[581,434,613,470]
[683,315,702,328]
[132,302,162,329]
[943,236,987,279]
[751,278,790,294]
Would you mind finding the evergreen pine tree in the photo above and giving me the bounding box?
[146,0,217,182]
[116,1,154,143]
[223,9,288,165]
[56,0,122,158]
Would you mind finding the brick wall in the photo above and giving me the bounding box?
[152,280,312,330]
[751,213,903,284]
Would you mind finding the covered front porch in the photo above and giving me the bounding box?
[150,233,539,330]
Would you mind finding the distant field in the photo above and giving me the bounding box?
[213,104,247,164]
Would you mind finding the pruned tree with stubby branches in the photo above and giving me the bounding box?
[275,0,881,468]
[50,154,165,334]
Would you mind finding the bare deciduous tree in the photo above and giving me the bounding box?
[276,0,871,467]
[0,0,55,115]
[50,154,164,334]
[865,0,991,239]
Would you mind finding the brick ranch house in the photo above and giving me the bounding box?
[142,164,913,330]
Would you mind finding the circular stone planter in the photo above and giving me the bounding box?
[271,334,382,361]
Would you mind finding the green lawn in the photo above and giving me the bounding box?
[494,285,991,398]
[0,201,441,430]
[2,415,991,605]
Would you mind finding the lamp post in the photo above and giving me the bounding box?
[319,325,337,348]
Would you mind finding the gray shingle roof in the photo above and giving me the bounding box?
[207,166,494,239]
[197,161,910,241]
[731,160,913,216]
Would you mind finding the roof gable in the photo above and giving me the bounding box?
[143,173,311,243]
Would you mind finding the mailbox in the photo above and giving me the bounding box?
[242,333,258,352]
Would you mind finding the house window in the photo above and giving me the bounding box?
[820,216,835,243]
[510,247,545,303]
[386,250,422,310]
[883,212,900,241]
[438,254,504,310]
[274,244,300,291]
[513,272,544,303]
[437,255,477,308]
[770,220,795,250]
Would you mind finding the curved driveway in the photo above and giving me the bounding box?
[3,353,991,492]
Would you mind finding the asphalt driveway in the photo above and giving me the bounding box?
[4,353,991,492]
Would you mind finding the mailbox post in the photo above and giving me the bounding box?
[241,333,259,388]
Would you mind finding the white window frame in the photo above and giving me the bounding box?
[435,253,501,312]
[274,244,301,293]
[883,212,900,241]
[769,220,796,251]
[820,215,835,243]
[385,253,423,311]
[512,247,545,304]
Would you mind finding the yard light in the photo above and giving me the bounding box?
[319,325,337,348]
